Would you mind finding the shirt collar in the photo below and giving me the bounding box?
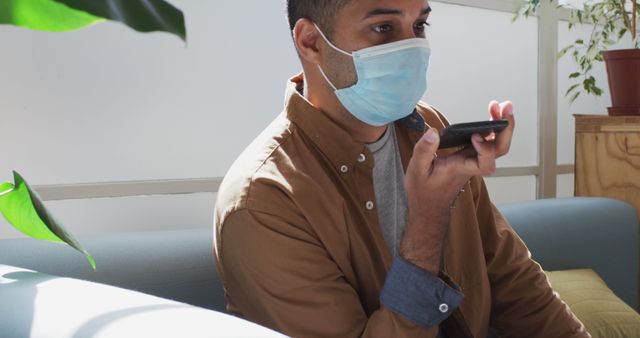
[284,73,428,172]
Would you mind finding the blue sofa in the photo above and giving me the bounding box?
[0,197,638,335]
[500,197,638,310]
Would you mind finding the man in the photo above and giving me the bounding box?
[214,0,589,337]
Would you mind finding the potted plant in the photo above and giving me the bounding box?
[518,0,639,115]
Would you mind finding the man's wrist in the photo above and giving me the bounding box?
[399,244,441,275]
[380,257,464,328]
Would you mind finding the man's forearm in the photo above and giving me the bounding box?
[399,210,450,275]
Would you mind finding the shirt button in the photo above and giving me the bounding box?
[358,154,366,163]
[439,303,449,313]
[365,201,375,210]
[340,165,349,173]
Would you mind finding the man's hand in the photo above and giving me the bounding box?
[400,101,515,275]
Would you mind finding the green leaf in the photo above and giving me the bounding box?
[54,0,186,40]
[0,0,103,32]
[511,11,521,23]
[0,171,96,269]
[557,45,573,58]
[565,83,581,96]
[569,91,581,104]
[592,86,603,96]
[569,72,581,79]
[0,0,186,41]
[618,28,628,40]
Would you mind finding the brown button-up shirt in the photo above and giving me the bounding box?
[214,74,588,338]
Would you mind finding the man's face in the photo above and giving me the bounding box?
[320,0,431,89]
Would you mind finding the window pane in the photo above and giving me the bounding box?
[485,176,537,204]
[556,174,575,198]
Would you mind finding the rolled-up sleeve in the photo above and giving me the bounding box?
[381,257,464,328]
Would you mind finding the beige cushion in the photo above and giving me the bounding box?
[545,269,640,338]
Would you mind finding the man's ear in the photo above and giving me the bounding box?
[293,18,322,64]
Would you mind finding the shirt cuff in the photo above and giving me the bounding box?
[380,257,464,328]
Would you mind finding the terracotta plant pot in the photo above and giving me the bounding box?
[603,49,640,116]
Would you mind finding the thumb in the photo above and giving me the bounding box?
[408,128,440,176]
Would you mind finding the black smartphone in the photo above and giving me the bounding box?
[438,120,509,149]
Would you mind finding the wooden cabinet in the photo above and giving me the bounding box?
[574,115,640,220]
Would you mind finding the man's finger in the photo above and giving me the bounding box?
[488,100,501,121]
[464,133,496,176]
[495,101,515,156]
[408,128,440,176]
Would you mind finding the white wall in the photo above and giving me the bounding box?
[0,193,217,238]
[426,3,539,169]
[1,1,614,237]
[427,3,539,204]
[0,0,300,185]
[1,0,298,238]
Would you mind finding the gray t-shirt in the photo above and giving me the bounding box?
[367,125,447,338]
[366,125,408,257]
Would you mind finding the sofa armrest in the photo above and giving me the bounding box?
[0,228,226,312]
[497,197,639,310]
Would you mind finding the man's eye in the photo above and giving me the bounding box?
[415,21,431,32]
[372,24,392,34]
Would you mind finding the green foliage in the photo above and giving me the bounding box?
[0,0,102,31]
[0,171,96,269]
[517,0,639,103]
[0,0,186,40]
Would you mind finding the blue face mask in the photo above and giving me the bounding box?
[315,25,431,127]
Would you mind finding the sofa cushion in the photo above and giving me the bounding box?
[545,269,640,338]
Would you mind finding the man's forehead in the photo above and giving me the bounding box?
[342,0,431,19]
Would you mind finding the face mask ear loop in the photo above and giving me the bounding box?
[317,65,338,91]
[313,23,348,91]
[313,23,352,57]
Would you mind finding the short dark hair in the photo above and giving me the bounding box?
[286,0,351,38]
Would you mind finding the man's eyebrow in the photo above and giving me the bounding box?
[364,6,432,19]
[364,8,403,18]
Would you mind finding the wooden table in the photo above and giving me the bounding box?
[574,115,640,220]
